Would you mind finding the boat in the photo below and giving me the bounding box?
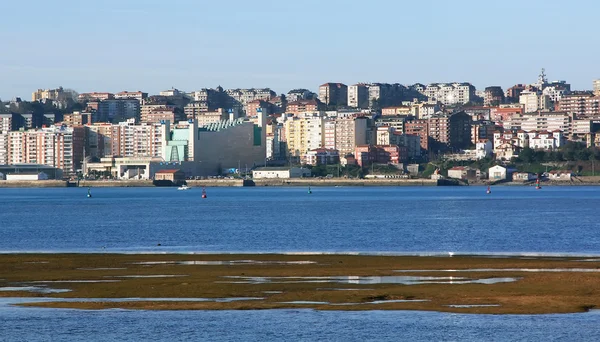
[201,187,207,198]
[486,186,491,194]
[308,185,312,194]
[87,187,92,198]
[178,184,191,191]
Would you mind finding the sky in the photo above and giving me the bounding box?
[1,0,598,100]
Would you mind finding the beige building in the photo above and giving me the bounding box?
[0,126,85,176]
[114,91,148,101]
[32,87,70,102]
[323,116,368,156]
[519,91,551,113]
[283,115,325,157]
[594,79,600,96]
[504,112,573,137]
[141,104,177,123]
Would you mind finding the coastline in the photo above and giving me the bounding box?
[2,253,600,314]
[1,176,600,188]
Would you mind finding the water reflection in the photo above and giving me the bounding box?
[221,275,519,285]
[133,260,317,266]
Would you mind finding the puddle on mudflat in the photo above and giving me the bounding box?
[0,286,71,294]
[31,280,121,283]
[78,268,127,271]
[106,275,188,278]
[279,301,330,305]
[221,275,519,285]
[396,268,600,273]
[446,304,501,308]
[133,260,316,266]
[317,288,374,291]
[367,299,430,304]
[1,297,264,305]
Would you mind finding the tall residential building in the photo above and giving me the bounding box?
[225,88,276,113]
[594,79,600,96]
[318,83,348,106]
[505,84,527,103]
[542,81,570,103]
[519,91,551,113]
[287,89,315,102]
[504,112,574,136]
[98,99,141,122]
[110,119,164,158]
[188,108,230,127]
[367,83,405,108]
[484,86,505,106]
[283,115,325,157]
[0,113,24,132]
[142,104,177,123]
[143,106,182,124]
[78,92,115,102]
[0,126,84,176]
[557,92,599,118]
[348,84,369,109]
[428,111,472,149]
[286,99,321,115]
[421,83,475,105]
[323,116,368,156]
[31,87,70,102]
[404,119,429,152]
[114,91,148,101]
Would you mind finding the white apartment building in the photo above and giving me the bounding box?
[0,132,8,164]
[504,112,573,136]
[348,84,369,109]
[421,83,475,105]
[519,91,552,113]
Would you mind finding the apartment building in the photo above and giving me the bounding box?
[318,83,348,106]
[504,112,574,136]
[283,115,324,157]
[287,89,314,102]
[594,79,600,96]
[557,92,600,118]
[519,91,551,113]
[286,99,321,115]
[381,106,411,116]
[404,119,429,152]
[141,104,177,123]
[78,92,114,102]
[505,84,527,103]
[97,99,140,122]
[428,111,472,149]
[323,116,368,157]
[484,86,505,106]
[0,126,84,176]
[32,87,70,102]
[348,84,369,109]
[62,112,92,126]
[114,91,148,101]
[421,83,475,105]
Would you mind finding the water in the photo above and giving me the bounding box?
[2,186,600,340]
[1,186,600,254]
[0,302,598,342]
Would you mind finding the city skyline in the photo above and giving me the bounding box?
[1,0,599,99]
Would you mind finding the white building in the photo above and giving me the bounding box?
[476,139,493,159]
[421,83,475,105]
[252,167,311,179]
[347,84,369,109]
[5,172,49,181]
[519,91,551,113]
[488,165,514,181]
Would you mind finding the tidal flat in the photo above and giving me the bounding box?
[1,253,599,314]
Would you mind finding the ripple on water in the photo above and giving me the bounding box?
[220,275,519,285]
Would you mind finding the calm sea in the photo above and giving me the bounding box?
[1,186,599,254]
[2,186,600,341]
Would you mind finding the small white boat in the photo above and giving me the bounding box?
[177,185,191,191]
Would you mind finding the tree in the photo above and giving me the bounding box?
[519,147,534,163]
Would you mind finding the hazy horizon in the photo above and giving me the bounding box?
[1,0,598,100]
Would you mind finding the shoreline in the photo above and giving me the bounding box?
[1,178,600,188]
[2,253,600,314]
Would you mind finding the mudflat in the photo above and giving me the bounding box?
[1,253,599,314]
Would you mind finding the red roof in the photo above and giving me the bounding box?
[155,169,182,174]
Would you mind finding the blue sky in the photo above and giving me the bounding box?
[1,0,598,99]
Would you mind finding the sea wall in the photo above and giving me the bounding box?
[0,180,69,188]
[252,178,438,187]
